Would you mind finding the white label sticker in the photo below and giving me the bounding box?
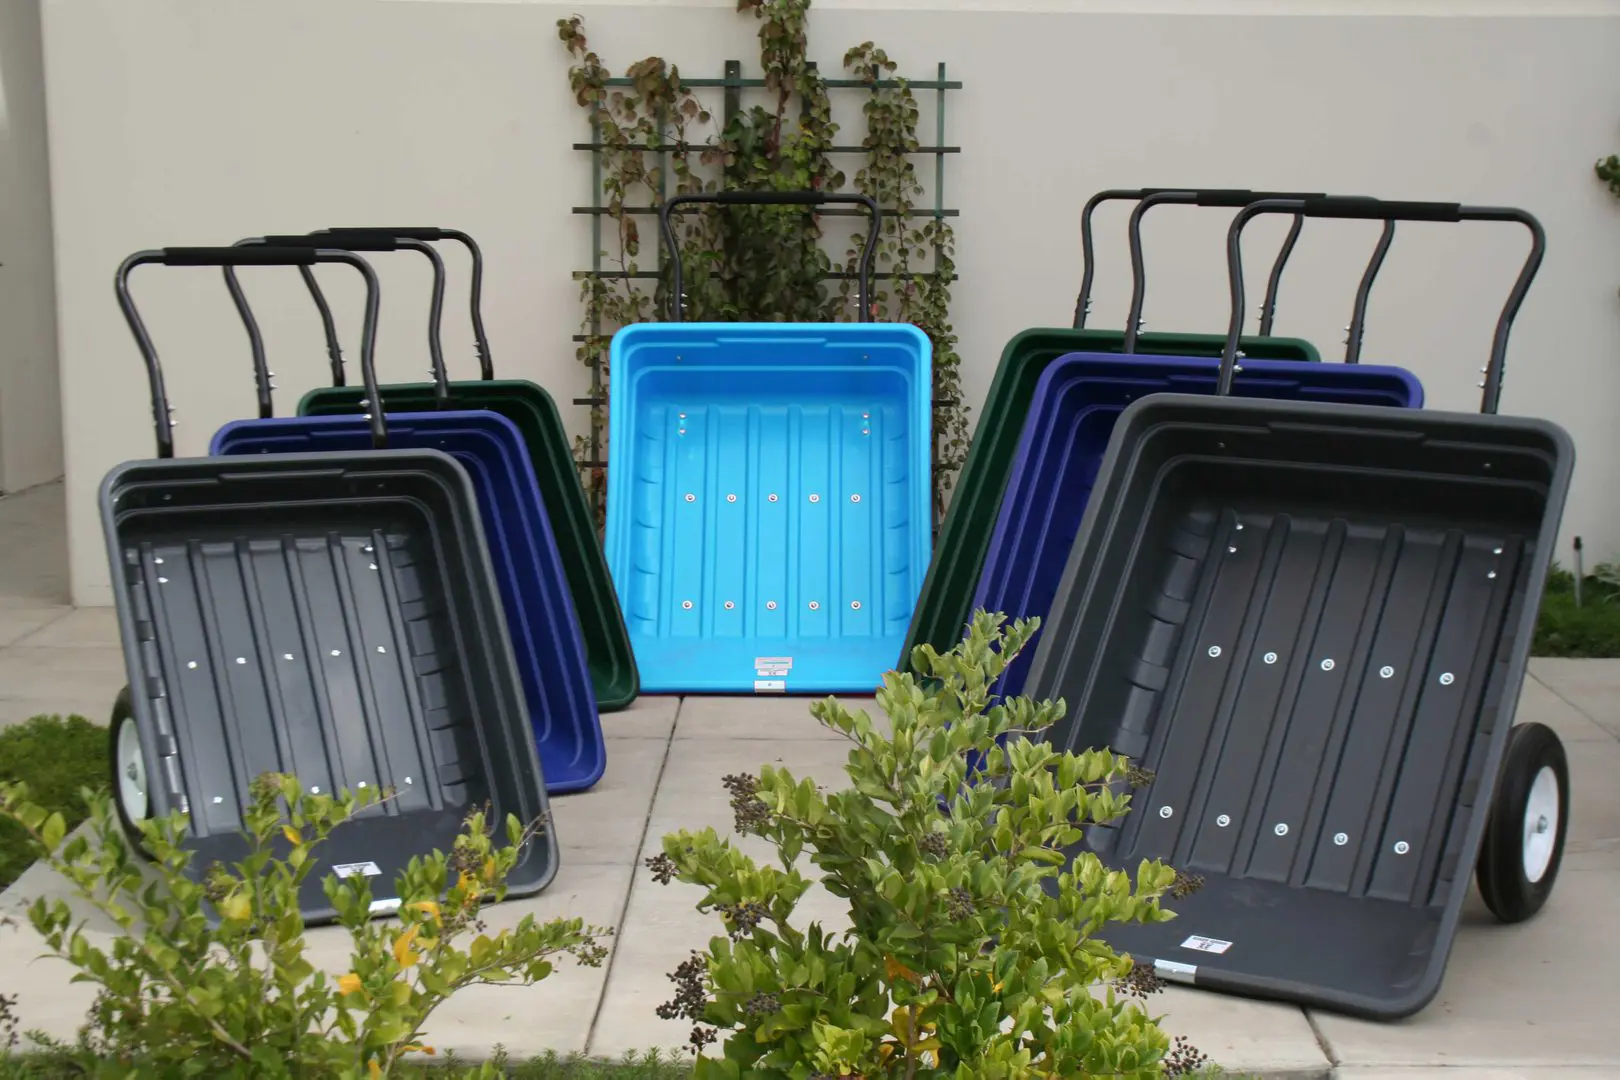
[332,861,382,878]
[754,656,794,669]
[754,679,787,693]
[756,666,790,677]
[1180,935,1233,955]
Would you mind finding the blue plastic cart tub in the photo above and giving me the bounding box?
[975,353,1425,699]
[606,322,933,693]
[209,411,606,793]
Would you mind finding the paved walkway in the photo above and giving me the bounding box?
[2,480,1619,1078]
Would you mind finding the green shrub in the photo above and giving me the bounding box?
[0,773,612,1078]
[1534,565,1620,657]
[647,612,1210,1078]
[0,715,106,889]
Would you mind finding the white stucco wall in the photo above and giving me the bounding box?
[0,0,62,494]
[37,0,1620,605]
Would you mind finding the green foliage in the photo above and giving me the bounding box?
[0,715,106,889]
[0,1049,693,1080]
[1596,152,1620,200]
[0,773,611,1079]
[557,0,969,528]
[646,612,1211,1078]
[1534,564,1620,657]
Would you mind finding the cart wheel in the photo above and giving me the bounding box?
[1475,721,1568,923]
[108,686,153,857]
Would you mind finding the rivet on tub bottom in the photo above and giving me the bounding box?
[1380,665,1395,678]
[234,657,246,665]
[1207,645,1222,658]
[681,600,693,610]
[1159,806,1173,819]
[1334,832,1349,846]
[1216,814,1231,827]
[724,601,735,610]
[809,601,820,611]
[851,601,861,610]
[766,601,777,610]
[1263,651,1278,664]
[1320,658,1336,672]
[1274,823,1289,837]
[1439,672,1455,686]
[1393,841,1410,855]
[187,661,198,670]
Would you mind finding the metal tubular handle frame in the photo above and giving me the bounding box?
[227,233,451,409]
[657,190,882,324]
[116,246,387,457]
[1217,197,1545,413]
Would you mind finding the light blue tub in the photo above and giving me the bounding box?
[605,322,933,693]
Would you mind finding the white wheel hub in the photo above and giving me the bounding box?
[1521,765,1559,884]
[115,718,148,822]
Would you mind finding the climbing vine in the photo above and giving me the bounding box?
[558,1,967,526]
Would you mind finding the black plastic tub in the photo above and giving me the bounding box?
[1021,393,1573,1018]
[102,450,558,920]
[1020,196,1571,1019]
[105,245,557,923]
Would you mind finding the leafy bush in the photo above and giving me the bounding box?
[646,612,1210,1078]
[1534,566,1620,657]
[0,773,612,1079]
[0,715,107,889]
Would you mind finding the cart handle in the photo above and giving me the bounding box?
[1217,197,1546,413]
[222,238,347,397]
[1124,189,1392,362]
[1075,188,1324,332]
[658,191,882,324]
[239,232,450,410]
[116,246,386,457]
[309,227,491,380]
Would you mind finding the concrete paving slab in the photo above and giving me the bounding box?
[0,482,69,606]
[1310,866,1620,1069]
[1136,988,1330,1076]
[1517,671,1615,743]
[1336,1070,1620,1079]
[13,606,120,649]
[0,643,126,699]
[600,694,681,740]
[550,737,669,866]
[674,693,879,741]
[1561,736,1620,868]
[0,606,68,648]
[1527,658,1620,739]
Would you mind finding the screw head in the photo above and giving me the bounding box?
[234,657,246,665]
[1274,823,1289,837]
[851,600,861,610]
[1207,645,1222,658]
[681,600,693,610]
[1320,658,1336,672]
[684,493,695,503]
[768,493,779,502]
[809,601,820,611]
[1228,546,1237,554]
[1159,806,1174,819]
[1380,665,1395,679]
[1393,840,1410,855]
[1263,651,1278,665]
[1334,832,1349,846]
[726,493,737,503]
[809,493,820,503]
[851,494,861,503]
[1216,814,1231,827]
[766,601,778,610]
[1440,672,1455,686]
[724,601,735,610]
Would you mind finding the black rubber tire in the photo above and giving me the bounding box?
[108,685,153,858]
[1475,721,1569,924]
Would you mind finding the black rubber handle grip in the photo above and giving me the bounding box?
[317,226,448,241]
[261,232,400,252]
[160,246,319,267]
[1298,197,1463,222]
[1134,188,1329,207]
[709,190,824,206]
